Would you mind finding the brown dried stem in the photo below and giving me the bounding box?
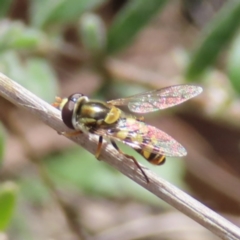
[0,72,239,240]
[4,110,88,240]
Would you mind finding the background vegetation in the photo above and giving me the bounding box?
[0,0,240,239]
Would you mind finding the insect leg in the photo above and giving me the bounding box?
[95,136,103,159]
[110,140,149,183]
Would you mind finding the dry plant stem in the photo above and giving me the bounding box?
[0,73,239,240]
[38,165,88,240]
[0,83,88,240]
[5,116,87,240]
[94,212,219,240]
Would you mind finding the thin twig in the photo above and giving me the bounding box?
[93,212,219,240]
[0,72,239,240]
[4,109,88,240]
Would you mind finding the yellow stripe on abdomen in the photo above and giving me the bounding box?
[148,154,166,165]
[134,149,166,165]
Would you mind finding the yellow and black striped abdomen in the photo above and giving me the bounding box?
[103,118,169,164]
[93,117,186,164]
[135,149,166,165]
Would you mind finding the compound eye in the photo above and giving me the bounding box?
[69,93,84,103]
[61,99,76,129]
[62,93,84,129]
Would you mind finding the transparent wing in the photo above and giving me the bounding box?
[93,118,187,157]
[108,84,202,113]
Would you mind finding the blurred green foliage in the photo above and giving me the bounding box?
[79,13,106,58]
[185,0,240,81]
[227,31,240,94]
[45,146,186,205]
[0,21,49,51]
[0,0,13,18]
[107,0,168,54]
[20,177,50,205]
[30,0,108,28]
[0,182,18,231]
[0,52,58,102]
[1,0,240,238]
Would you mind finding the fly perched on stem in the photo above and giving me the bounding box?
[53,84,202,183]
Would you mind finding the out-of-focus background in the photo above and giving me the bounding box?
[0,0,240,239]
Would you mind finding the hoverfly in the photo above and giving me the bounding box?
[53,84,202,183]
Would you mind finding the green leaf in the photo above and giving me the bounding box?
[107,0,168,54]
[30,0,108,28]
[227,32,240,94]
[9,28,48,50]
[79,13,106,56]
[0,20,48,52]
[185,0,240,81]
[0,51,25,81]
[45,145,187,206]
[20,177,50,205]
[0,182,18,231]
[0,0,13,18]
[25,58,59,102]
[0,52,58,102]
[46,148,123,197]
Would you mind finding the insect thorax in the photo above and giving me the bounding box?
[76,100,122,126]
